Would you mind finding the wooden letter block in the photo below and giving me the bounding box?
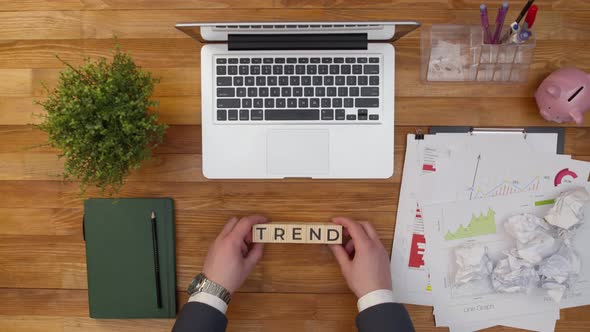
[252,223,342,244]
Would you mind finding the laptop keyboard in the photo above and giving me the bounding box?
[214,55,382,122]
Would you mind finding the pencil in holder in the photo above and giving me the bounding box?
[421,24,536,83]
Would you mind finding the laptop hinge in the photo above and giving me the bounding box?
[228,33,368,51]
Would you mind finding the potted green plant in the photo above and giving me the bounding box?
[36,45,167,195]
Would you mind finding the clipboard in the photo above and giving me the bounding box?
[426,126,565,154]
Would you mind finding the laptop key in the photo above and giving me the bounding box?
[265,99,274,108]
[324,76,334,85]
[252,58,262,64]
[262,65,272,75]
[358,76,368,85]
[254,98,263,108]
[330,65,339,74]
[271,87,280,97]
[301,76,311,85]
[299,98,309,108]
[240,109,249,120]
[310,57,321,63]
[355,98,379,108]
[263,58,273,64]
[318,65,328,74]
[369,114,379,120]
[287,58,297,63]
[341,65,351,74]
[268,76,277,86]
[321,109,334,120]
[242,99,252,108]
[296,65,305,74]
[216,66,226,75]
[361,87,379,96]
[290,76,300,86]
[346,114,357,120]
[237,88,247,97]
[334,57,344,63]
[345,57,355,63]
[259,87,269,97]
[310,98,320,107]
[357,57,367,63]
[369,57,380,63]
[313,76,322,86]
[217,99,240,108]
[247,87,257,97]
[350,87,359,96]
[307,65,317,75]
[321,98,331,107]
[352,65,362,74]
[338,87,348,97]
[298,58,309,63]
[285,65,294,75]
[322,58,332,63]
[335,76,345,85]
[239,65,249,75]
[256,76,266,86]
[336,109,346,120]
[364,65,380,74]
[228,65,238,75]
[279,76,289,86]
[216,58,227,64]
[233,76,243,86]
[315,87,325,97]
[293,87,303,97]
[217,109,227,121]
[333,98,342,108]
[245,76,255,86]
[327,87,336,96]
[281,87,291,97]
[265,109,320,120]
[228,58,239,64]
[228,109,238,121]
[287,98,297,108]
[273,65,283,75]
[275,58,285,64]
[347,76,356,85]
[251,109,264,120]
[251,65,260,75]
[344,98,354,107]
[370,76,380,85]
[217,77,232,86]
[217,88,235,97]
[276,98,286,108]
[304,87,314,96]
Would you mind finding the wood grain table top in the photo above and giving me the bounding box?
[1,1,590,331]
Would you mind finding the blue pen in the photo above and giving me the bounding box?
[480,4,493,44]
[491,2,509,44]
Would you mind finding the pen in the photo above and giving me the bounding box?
[480,4,493,44]
[515,0,535,25]
[525,4,538,28]
[491,2,509,44]
[151,211,162,308]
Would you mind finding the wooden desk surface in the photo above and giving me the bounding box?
[1,1,590,331]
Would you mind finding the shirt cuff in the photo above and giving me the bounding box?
[189,292,228,314]
[357,289,394,313]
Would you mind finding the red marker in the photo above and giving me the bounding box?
[525,5,538,28]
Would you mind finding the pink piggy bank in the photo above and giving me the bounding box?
[535,67,590,124]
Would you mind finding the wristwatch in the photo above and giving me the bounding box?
[187,273,232,304]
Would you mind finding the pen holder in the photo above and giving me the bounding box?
[421,24,536,83]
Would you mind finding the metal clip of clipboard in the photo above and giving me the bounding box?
[470,127,527,139]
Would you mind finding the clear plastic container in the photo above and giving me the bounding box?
[421,24,536,83]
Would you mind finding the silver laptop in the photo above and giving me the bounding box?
[176,22,420,179]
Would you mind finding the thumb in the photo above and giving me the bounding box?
[245,243,265,268]
[329,244,351,270]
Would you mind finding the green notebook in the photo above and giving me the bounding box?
[84,198,177,318]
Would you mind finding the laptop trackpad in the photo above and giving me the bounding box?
[267,129,329,176]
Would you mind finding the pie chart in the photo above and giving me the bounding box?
[554,168,578,186]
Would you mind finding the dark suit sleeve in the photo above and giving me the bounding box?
[172,302,228,332]
[355,303,415,332]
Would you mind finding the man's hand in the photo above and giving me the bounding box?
[202,215,268,294]
[328,217,392,298]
